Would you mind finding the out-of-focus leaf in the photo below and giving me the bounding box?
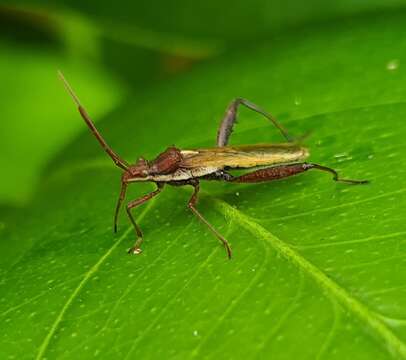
[1,10,406,360]
[99,35,196,88]
[7,0,406,52]
[0,5,200,205]
[0,38,124,205]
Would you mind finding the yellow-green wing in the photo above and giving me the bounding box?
[180,143,309,169]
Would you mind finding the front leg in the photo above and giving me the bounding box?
[126,183,164,254]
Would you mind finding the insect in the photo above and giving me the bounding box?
[59,71,368,259]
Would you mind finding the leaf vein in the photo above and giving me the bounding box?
[35,196,156,360]
[123,245,220,359]
[269,188,406,221]
[214,199,406,359]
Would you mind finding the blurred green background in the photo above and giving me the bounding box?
[1,2,406,360]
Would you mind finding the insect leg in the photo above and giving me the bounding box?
[114,180,128,233]
[126,183,164,254]
[188,182,232,259]
[216,98,293,146]
[303,163,369,184]
[232,163,369,184]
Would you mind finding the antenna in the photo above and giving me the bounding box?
[58,71,129,171]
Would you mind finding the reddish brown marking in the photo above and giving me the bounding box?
[232,163,369,184]
[149,146,183,174]
[232,163,308,183]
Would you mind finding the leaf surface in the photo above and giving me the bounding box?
[1,11,406,360]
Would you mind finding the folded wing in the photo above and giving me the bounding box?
[180,143,309,170]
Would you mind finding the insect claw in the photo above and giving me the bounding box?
[127,247,143,255]
[225,245,232,259]
[128,237,143,255]
[336,178,370,185]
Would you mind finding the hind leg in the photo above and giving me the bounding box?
[216,98,293,147]
[231,163,368,184]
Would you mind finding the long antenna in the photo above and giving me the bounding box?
[58,71,129,171]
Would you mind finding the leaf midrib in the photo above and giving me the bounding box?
[33,182,406,359]
[213,198,406,359]
[32,99,406,358]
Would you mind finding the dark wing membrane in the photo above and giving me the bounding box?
[180,143,309,169]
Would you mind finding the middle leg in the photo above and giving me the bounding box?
[188,181,232,259]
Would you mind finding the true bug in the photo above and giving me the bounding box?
[59,71,368,258]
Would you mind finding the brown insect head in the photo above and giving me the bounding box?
[124,146,183,181]
[124,158,149,180]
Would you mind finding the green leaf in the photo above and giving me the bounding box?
[0,38,125,205]
[1,11,406,360]
[8,0,406,55]
[70,0,406,49]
